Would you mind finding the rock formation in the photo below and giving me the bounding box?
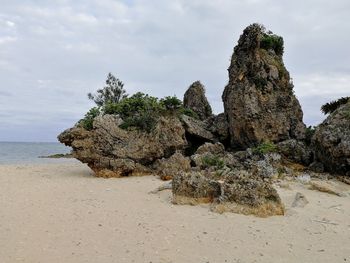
[59,114,187,177]
[312,101,350,175]
[184,81,212,120]
[58,23,345,218]
[222,24,306,148]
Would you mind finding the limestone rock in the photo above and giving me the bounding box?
[181,115,214,141]
[312,101,350,175]
[58,114,187,177]
[172,171,221,204]
[195,142,225,155]
[172,170,284,217]
[205,113,230,143]
[154,152,191,181]
[183,81,212,120]
[277,139,313,165]
[222,24,306,148]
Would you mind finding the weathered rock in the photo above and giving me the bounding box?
[277,139,313,165]
[190,143,226,169]
[58,114,187,177]
[154,152,191,181]
[172,170,284,217]
[312,101,350,175]
[195,142,225,155]
[222,24,306,148]
[181,115,214,142]
[250,153,282,179]
[172,171,221,204]
[183,81,212,120]
[205,113,229,143]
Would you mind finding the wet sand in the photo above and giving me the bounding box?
[0,162,349,263]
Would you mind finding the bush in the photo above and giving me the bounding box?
[179,108,199,119]
[201,155,225,169]
[160,96,182,110]
[102,92,163,132]
[119,113,157,133]
[260,33,284,56]
[321,97,350,115]
[80,107,100,130]
[88,73,127,106]
[253,141,277,155]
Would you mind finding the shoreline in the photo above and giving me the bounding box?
[0,162,349,262]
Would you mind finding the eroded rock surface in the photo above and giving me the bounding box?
[222,24,306,148]
[59,115,187,177]
[312,101,350,175]
[183,81,212,120]
[172,170,284,217]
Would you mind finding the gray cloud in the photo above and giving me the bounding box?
[0,0,349,141]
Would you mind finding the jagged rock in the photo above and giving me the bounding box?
[309,161,324,173]
[190,143,226,169]
[183,81,212,120]
[195,142,225,155]
[154,152,191,181]
[181,115,214,142]
[205,113,229,143]
[277,139,313,165]
[250,153,282,179]
[312,101,350,175]
[172,170,284,217]
[222,24,306,148]
[58,114,187,177]
[172,171,221,204]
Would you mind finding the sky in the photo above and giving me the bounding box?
[0,0,349,142]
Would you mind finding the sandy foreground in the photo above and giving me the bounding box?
[0,162,349,263]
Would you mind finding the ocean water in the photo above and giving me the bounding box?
[0,142,75,165]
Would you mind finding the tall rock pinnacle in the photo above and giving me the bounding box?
[222,24,306,148]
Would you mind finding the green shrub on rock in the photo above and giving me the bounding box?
[201,155,225,169]
[260,33,284,56]
[321,97,350,115]
[160,96,182,110]
[80,107,100,130]
[253,141,277,155]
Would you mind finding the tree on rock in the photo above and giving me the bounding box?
[88,73,127,106]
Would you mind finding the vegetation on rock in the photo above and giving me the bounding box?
[260,32,284,56]
[253,141,277,155]
[88,73,127,106]
[80,107,100,130]
[321,97,350,115]
[201,155,225,169]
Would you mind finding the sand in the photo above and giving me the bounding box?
[0,162,349,263]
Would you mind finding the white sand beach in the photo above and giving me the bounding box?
[0,162,349,263]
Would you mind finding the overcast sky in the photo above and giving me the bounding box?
[0,0,349,142]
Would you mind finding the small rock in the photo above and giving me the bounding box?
[292,192,309,208]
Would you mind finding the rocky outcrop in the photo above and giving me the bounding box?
[205,113,230,143]
[183,81,212,120]
[222,24,306,148]
[312,101,350,175]
[277,139,313,165]
[153,152,191,180]
[58,114,187,177]
[172,170,284,217]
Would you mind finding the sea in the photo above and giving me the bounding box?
[0,142,74,165]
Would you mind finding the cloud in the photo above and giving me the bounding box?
[0,0,349,141]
